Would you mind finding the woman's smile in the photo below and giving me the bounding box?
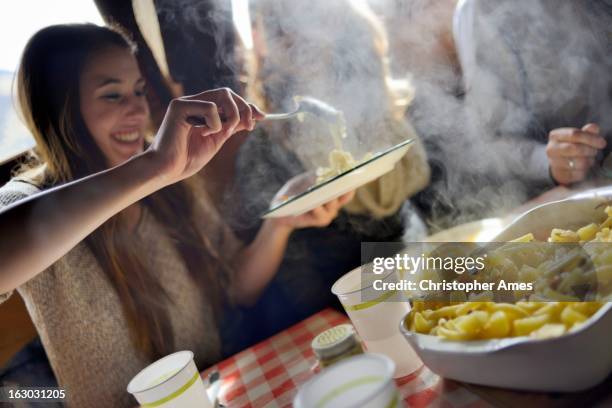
[79,46,150,167]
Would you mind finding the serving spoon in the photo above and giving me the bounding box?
[264,96,344,124]
[187,96,345,127]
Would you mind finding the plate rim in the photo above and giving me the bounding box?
[262,138,414,217]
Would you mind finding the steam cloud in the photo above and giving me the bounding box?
[373,0,612,230]
[158,0,612,235]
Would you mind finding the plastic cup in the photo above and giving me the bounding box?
[332,267,422,378]
[127,350,211,408]
[294,353,402,408]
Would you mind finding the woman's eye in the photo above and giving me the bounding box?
[102,93,122,101]
[135,88,147,97]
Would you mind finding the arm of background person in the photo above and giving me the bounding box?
[230,192,354,306]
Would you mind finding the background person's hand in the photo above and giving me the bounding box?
[546,123,606,185]
[272,191,355,230]
[149,88,264,185]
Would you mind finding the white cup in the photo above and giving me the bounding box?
[294,353,402,408]
[332,267,422,378]
[127,350,211,408]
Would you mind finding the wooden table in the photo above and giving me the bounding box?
[200,308,611,407]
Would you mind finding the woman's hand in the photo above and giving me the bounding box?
[546,123,606,185]
[0,89,264,293]
[149,88,264,186]
[270,191,355,231]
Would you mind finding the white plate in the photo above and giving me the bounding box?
[262,139,414,218]
[399,186,612,392]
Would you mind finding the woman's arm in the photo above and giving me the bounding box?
[0,88,262,295]
[231,192,354,306]
[0,152,165,293]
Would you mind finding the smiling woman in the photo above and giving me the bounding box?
[0,24,238,406]
[79,46,150,168]
[0,21,355,407]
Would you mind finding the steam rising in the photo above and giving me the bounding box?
[155,0,238,87]
[373,0,612,230]
[251,0,409,165]
[159,0,612,234]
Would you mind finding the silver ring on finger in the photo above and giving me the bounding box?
[568,158,576,169]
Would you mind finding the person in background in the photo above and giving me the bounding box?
[367,0,475,231]
[455,0,611,193]
[220,0,431,353]
[369,0,461,90]
[0,24,352,407]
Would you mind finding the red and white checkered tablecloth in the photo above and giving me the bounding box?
[201,308,489,408]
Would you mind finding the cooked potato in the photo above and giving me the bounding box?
[406,207,609,341]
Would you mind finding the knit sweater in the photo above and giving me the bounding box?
[0,179,241,407]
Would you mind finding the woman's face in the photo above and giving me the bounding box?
[79,46,149,168]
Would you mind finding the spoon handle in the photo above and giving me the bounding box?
[264,111,299,120]
[186,110,297,128]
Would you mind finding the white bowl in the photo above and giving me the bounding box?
[263,139,413,218]
[493,186,612,241]
[398,186,612,392]
[400,303,612,392]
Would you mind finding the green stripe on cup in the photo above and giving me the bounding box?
[385,391,400,408]
[141,371,200,407]
[343,290,396,311]
[315,375,383,408]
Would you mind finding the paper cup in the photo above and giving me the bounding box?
[127,350,211,408]
[294,353,401,408]
[332,267,422,377]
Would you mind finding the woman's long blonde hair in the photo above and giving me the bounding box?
[15,24,230,359]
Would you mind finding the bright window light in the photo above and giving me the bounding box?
[0,1,104,163]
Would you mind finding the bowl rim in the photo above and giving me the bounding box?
[262,138,414,217]
[492,188,612,242]
[399,302,612,354]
